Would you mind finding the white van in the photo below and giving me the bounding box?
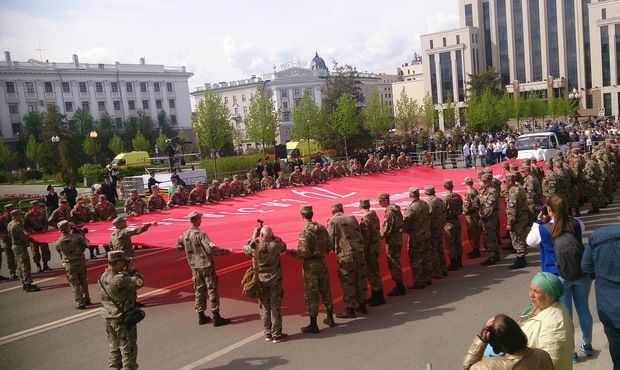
[515,132,569,161]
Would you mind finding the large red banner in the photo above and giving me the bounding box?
[32,162,513,251]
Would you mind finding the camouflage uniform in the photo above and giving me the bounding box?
[289,221,334,317]
[584,156,604,211]
[219,183,232,199]
[531,163,545,183]
[176,226,232,313]
[146,193,167,211]
[99,264,141,370]
[542,167,559,199]
[522,170,542,222]
[403,198,433,286]
[260,177,275,190]
[167,191,187,207]
[443,190,464,265]
[8,217,36,285]
[110,223,152,258]
[288,171,304,186]
[24,208,51,269]
[55,224,90,306]
[302,170,314,185]
[0,210,17,276]
[71,204,92,223]
[381,203,404,284]
[380,157,389,171]
[506,182,528,258]
[426,193,447,277]
[242,235,286,337]
[364,158,377,173]
[230,179,245,196]
[48,206,73,225]
[359,209,383,292]
[596,152,613,205]
[479,181,501,261]
[397,155,407,168]
[463,185,481,252]
[275,176,289,188]
[327,211,367,308]
[207,186,221,202]
[312,167,324,184]
[188,187,207,205]
[124,196,147,216]
[243,178,259,194]
[93,202,117,222]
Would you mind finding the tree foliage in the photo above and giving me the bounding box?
[421,93,438,132]
[322,61,364,115]
[442,93,457,129]
[331,94,359,160]
[131,130,150,152]
[291,89,321,157]
[0,140,16,168]
[108,134,124,155]
[26,136,44,165]
[464,89,509,133]
[363,88,392,146]
[394,87,421,136]
[244,85,279,158]
[467,68,503,98]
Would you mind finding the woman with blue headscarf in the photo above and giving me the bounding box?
[518,272,575,370]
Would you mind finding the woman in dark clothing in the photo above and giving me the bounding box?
[45,185,59,218]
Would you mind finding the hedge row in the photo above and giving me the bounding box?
[78,164,147,182]
[0,169,44,184]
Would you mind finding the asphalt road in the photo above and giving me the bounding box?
[0,193,617,369]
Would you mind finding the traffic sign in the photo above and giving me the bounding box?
[598,108,605,117]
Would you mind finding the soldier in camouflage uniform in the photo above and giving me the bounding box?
[260,172,275,190]
[553,159,569,201]
[570,148,586,209]
[463,176,482,259]
[109,216,156,259]
[335,162,348,177]
[177,211,233,326]
[510,163,523,184]
[557,159,580,216]
[378,192,406,296]
[124,189,147,216]
[479,173,501,265]
[286,205,335,333]
[350,159,362,176]
[301,166,314,185]
[596,151,613,206]
[397,152,408,168]
[230,175,245,196]
[146,186,167,211]
[311,163,324,184]
[389,154,399,170]
[321,163,331,180]
[542,162,559,199]
[443,179,464,271]
[504,174,529,269]
[288,167,303,186]
[167,185,187,207]
[71,199,98,259]
[425,185,447,278]
[530,157,545,183]
[403,187,433,288]
[243,225,288,342]
[380,155,389,171]
[93,195,117,222]
[328,203,368,318]
[244,173,259,194]
[8,210,40,291]
[219,178,232,199]
[358,198,385,307]
[584,152,603,214]
[0,204,17,279]
[55,220,91,309]
[364,154,378,173]
[48,199,73,225]
[99,250,144,370]
[208,180,222,203]
[188,182,207,205]
[24,200,51,272]
[275,171,289,188]
[520,166,543,223]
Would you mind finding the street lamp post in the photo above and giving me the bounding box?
[568,87,581,124]
[89,130,98,165]
[51,135,60,175]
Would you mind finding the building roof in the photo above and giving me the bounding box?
[311,52,328,71]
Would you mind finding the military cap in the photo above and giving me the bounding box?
[520,165,531,173]
[112,216,127,227]
[150,185,159,190]
[359,198,371,208]
[531,157,538,163]
[223,178,230,182]
[233,174,240,179]
[464,176,474,184]
[484,167,493,174]
[300,205,313,213]
[212,180,219,185]
[277,171,283,175]
[246,172,252,176]
[501,162,510,170]
[424,184,435,194]
[476,170,484,178]
[76,199,84,203]
[130,189,138,193]
[522,158,532,164]
[10,209,22,216]
[195,181,202,186]
[510,163,519,170]
[408,187,419,196]
[57,220,70,232]
[331,203,344,213]
[584,152,592,158]
[188,211,202,221]
[60,199,68,204]
[377,193,390,201]
[481,173,492,181]
[29,200,40,206]
[99,194,107,200]
[504,173,516,182]
[108,250,130,264]
[443,178,453,187]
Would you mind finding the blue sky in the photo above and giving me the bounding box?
[0,0,459,91]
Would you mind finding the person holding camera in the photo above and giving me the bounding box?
[54,220,91,309]
[242,224,288,343]
[99,250,144,370]
[177,211,233,327]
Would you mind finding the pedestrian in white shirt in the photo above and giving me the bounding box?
[531,143,545,161]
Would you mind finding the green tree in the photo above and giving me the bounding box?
[554,95,579,121]
[443,93,457,129]
[245,85,279,158]
[132,130,150,152]
[157,110,174,138]
[0,140,16,169]
[69,108,94,138]
[467,68,503,98]
[82,135,96,163]
[525,92,546,127]
[362,88,392,147]
[22,111,45,140]
[291,88,321,159]
[511,92,527,130]
[108,133,124,156]
[464,89,509,133]
[156,129,168,156]
[26,136,44,167]
[322,62,364,115]
[192,91,234,178]
[331,94,359,162]
[421,93,437,133]
[394,87,420,137]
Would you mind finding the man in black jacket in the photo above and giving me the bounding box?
[101,177,117,205]
[60,181,79,209]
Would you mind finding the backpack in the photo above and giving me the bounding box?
[241,243,262,298]
[553,230,587,281]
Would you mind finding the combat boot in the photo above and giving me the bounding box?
[457,253,463,268]
[468,249,481,259]
[301,316,320,334]
[35,262,42,272]
[365,290,376,304]
[198,311,211,325]
[509,256,527,269]
[323,310,336,327]
[368,290,385,307]
[355,303,367,314]
[212,310,231,327]
[24,284,40,292]
[88,247,97,260]
[587,208,600,214]
[336,307,356,319]
[480,257,497,266]
[0,275,8,281]
[387,282,406,296]
[447,258,459,271]
[43,262,51,271]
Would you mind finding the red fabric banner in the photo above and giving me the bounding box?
[32,162,515,251]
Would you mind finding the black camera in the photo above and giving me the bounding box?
[71,224,88,235]
[534,205,548,216]
[257,219,264,227]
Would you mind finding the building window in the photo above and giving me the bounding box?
[243,106,248,114]
[156,99,162,109]
[28,103,37,112]
[482,1,493,69]
[154,82,160,92]
[513,0,526,82]
[456,50,464,102]
[234,107,239,114]
[529,0,542,82]
[62,82,71,93]
[442,37,447,47]
[281,90,287,98]
[439,52,453,104]
[171,115,177,125]
[242,94,246,102]
[79,82,87,93]
[140,82,147,93]
[142,100,149,109]
[169,99,175,108]
[126,82,133,93]
[456,35,460,44]
[294,88,300,96]
[111,82,119,93]
[25,82,35,93]
[497,0,510,85]
[128,100,135,110]
[98,101,105,111]
[429,54,438,104]
[546,0,560,78]
[65,102,73,112]
[586,94,593,109]
[5,82,15,93]
[9,104,18,114]
[602,8,606,19]
[116,118,123,127]
[429,40,434,49]
[601,25,610,86]
[95,82,103,93]
[563,0,577,89]
[113,101,121,111]
[283,101,288,109]
[82,101,90,112]
[233,96,237,103]
[44,82,53,93]
[583,1,592,89]
[166,82,173,92]
[282,112,290,121]
[224,97,228,104]
[12,123,20,135]
[616,24,620,85]
[464,3,473,27]
[603,93,611,116]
